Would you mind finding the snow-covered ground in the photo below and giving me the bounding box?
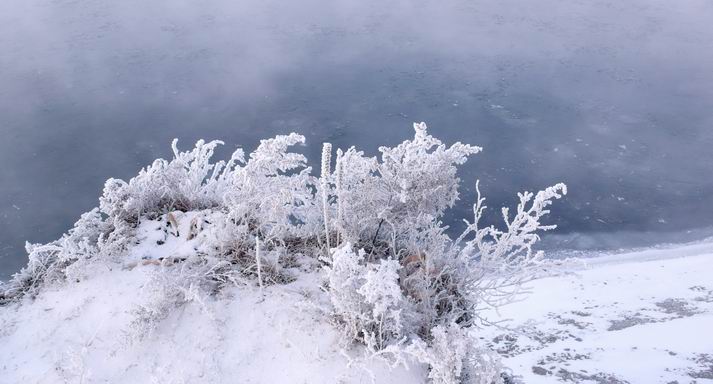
[1,217,711,383]
[484,242,713,383]
[0,265,428,383]
[0,212,426,383]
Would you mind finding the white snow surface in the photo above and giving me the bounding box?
[0,265,428,383]
[1,216,712,383]
[0,212,425,384]
[483,241,713,383]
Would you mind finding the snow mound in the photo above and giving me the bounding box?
[0,219,425,383]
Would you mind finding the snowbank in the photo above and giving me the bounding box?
[484,242,713,383]
[0,252,425,383]
[2,231,712,383]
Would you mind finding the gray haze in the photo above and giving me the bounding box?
[2,0,713,278]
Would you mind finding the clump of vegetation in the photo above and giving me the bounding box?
[321,123,565,383]
[0,122,565,383]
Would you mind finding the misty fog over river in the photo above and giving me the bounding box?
[1,0,713,278]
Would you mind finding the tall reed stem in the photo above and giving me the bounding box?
[320,143,332,252]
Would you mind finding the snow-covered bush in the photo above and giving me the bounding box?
[99,139,241,224]
[406,324,504,384]
[1,208,107,304]
[221,133,319,246]
[324,242,513,383]
[1,134,321,304]
[325,244,411,351]
[2,122,567,383]
[323,123,480,255]
[322,123,566,383]
[217,133,322,282]
[447,182,568,325]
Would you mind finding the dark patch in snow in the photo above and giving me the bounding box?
[654,298,700,317]
[607,299,700,331]
[556,369,630,384]
[689,354,713,379]
[490,325,582,357]
[689,287,713,303]
[530,359,629,384]
[607,313,654,331]
[550,314,591,330]
[537,351,591,366]
[532,366,550,376]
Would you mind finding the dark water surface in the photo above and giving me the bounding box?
[2,0,713,278]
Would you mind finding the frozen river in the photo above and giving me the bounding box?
[1,0,713,278]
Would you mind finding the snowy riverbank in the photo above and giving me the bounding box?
[2,128,710,383]
[2,239,711,383]
[484,241,713,383]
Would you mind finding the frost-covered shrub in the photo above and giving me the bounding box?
[217,133,322,280]
[375,123,480,229]
[322,123,566,383]
[325,123,480,255]
[0,243,64,304]
[95,134,320,285]
[325,244,411,351]
[406,324,503,384]
[3,122,567,383]
[222,133,319,244]
[1,133,323,304]
[1,208,107,303]
[448,182,569,322]
[99,139,241,224]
